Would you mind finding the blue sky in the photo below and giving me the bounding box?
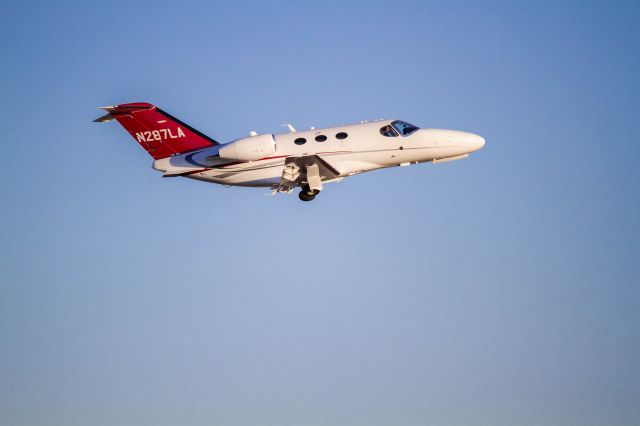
[1,1,639,425]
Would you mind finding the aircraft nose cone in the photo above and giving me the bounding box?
[466,133,485,151]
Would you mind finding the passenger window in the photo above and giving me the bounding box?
[294,137,306,145]
[315,135,327,142]
[380,125,398,137]
[336,132,348,140]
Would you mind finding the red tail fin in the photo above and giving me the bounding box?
[95,102,218,159]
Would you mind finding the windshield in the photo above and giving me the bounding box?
[391,120,419,136]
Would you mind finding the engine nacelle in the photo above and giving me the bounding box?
[218,133,276,161]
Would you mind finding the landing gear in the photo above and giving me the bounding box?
[298,191,316,201]
[298,184,318,202]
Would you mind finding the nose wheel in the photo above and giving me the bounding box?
[298,185,318,202]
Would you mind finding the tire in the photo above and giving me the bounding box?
[298,191,316,202]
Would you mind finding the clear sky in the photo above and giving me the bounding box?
[1,1,639,425]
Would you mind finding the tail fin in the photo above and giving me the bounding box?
[95,102,218,159]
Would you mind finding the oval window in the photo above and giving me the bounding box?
[294,138,306,145]
[315,135,327,142]
[336,132,348,140]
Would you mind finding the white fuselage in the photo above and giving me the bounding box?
[152,120,485,187]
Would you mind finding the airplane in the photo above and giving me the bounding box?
[95,102,485,201]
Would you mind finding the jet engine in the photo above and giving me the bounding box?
[218,134,276,161]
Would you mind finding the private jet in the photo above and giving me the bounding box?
[95,102,485,201]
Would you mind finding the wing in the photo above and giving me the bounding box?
[274,155,341,193]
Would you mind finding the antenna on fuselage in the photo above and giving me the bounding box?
[281,123,297,132]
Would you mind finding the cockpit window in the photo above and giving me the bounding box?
[391,120,419,136]
[380,125,399,137]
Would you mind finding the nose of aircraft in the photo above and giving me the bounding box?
[463,132,485,152]
[419,129,485,153]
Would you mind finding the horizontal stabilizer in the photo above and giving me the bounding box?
[93,113,114,123]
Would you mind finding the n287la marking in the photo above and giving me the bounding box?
[135,127,186,143]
